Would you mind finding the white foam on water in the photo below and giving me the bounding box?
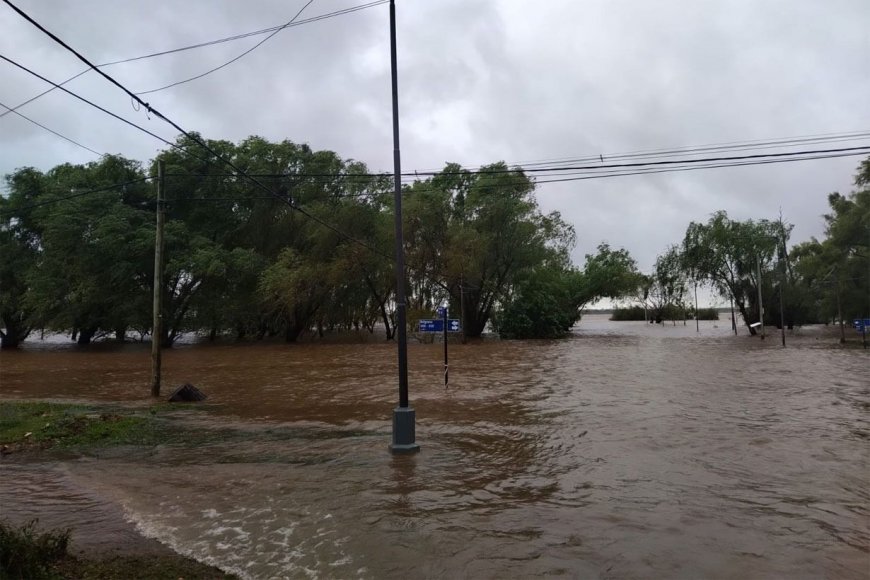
[118,498,358,579]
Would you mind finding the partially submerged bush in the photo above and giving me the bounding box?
[0,519,69,579]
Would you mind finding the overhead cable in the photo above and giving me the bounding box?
[0,1,387,118]
[0,98,102,156]
[134,0,315,95]
[2,0,389,260]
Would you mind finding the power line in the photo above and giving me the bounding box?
[404,146,870,178]
[0,1,387,119]
[0,177,151,216]
[158,145,870,182]
[449,130,870,172]
[0,69,89,120]
[103,1,388,67]
[2,0,389,261]
[134,0,315,96]
[0,98,102,156]
[0,53,179,152]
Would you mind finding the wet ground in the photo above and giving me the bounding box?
[1,316,868,578]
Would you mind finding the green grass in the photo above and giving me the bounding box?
[0,402,162,449]
[0,520,69,580]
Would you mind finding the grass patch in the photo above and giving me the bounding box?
[0,401,225,453]
[0,519,69,580]
[0,402,163,450]
[0,519,235,579]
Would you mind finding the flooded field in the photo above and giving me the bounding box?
[1,316,868,578]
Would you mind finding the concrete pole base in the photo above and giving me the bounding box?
[390,406,419,454]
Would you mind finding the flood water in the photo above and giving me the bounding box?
[1,316,868,579]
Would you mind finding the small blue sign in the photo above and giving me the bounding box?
[854,318,870,332]
[419,319,442,332]
[419,319,461,333]
[436,306,448,318]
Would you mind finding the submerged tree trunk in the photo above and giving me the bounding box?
[0,313,31,349]
[736,301,757,336]
[76,326,98,345]
[363,275,393,340]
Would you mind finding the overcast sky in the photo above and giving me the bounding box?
[2,0,869,301]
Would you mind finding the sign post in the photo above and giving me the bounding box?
[438,306,448,388]
[854,318,870,349]
[420,310,461,388]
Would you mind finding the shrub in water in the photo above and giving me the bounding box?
[0,519,69,579]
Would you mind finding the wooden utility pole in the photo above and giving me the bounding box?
[694,279,699,333]
[757,257,765,339]
[779,235,786,347]
[151,160,165,397]
[836,271,845,344]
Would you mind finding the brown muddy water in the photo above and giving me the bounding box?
[1,316,868,579]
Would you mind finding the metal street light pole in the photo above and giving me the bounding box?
[388,0,418,454]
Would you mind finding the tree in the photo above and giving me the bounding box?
[574,243,643,313]
[2,158,153,346]
[0,188,38,348]
[682,211,785,335]
[639,246,689,324]
[494,244,640,339]
[494,265,582,339]
[790,160,870,339]
[405,163,576,338]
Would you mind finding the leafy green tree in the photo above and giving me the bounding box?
[494,244,640,339]
[0,184,39,348]
[682,211,786,335]
[790,160,869,339]
[405,163,575,337]
[3,157,152,345]
[494,264,583,339]
[639,246,689,324]
[574,243,643,313]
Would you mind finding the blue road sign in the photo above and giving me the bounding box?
[854,318,870,332]
[419,319,442,332]
[436,306,448,318]
[419,319,461,332]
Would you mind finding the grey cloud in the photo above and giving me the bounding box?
[1,0,868,273]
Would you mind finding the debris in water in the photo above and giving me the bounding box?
[168,383,207,403]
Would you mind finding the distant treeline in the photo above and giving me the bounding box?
[1,137,866,347]
[610,306,719,322]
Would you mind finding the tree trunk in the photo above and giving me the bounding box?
[837,282,845,344]
[0,314,30,349]
[736,302,757,336]
[285,324,304,343]
[379,301,393,340]
[0,333,22,349]
[77,327,97,345]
